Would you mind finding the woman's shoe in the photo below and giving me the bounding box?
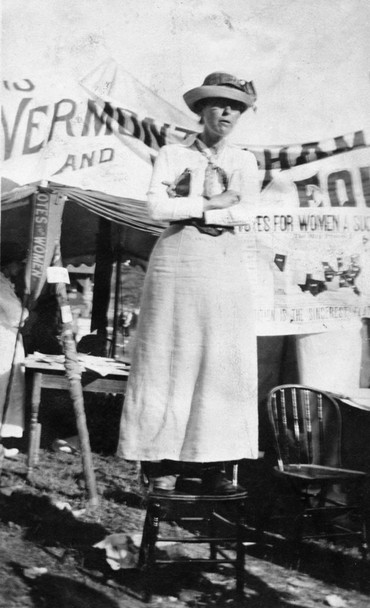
[151,475,178,492]
[201,470,245,495]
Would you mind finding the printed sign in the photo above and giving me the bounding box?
[24,190,65,307]
[237,207,370,334]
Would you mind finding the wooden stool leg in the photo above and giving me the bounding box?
[208,510,217,561]
[143,501,161,603]
[139,493,248,601]
[138,512,150,569]
[235,501,245,594]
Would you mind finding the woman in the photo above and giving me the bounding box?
[0,243,28,449]
[118,72,260,493]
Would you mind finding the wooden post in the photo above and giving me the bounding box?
[50,242,99,509]
[111,243,122,358]
[91,218,113,351]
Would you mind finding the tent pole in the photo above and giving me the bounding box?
[111,242,122,358]
[52,243,99,509]
[91,218,113,354]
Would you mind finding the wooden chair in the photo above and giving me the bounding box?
[265,384,368,556]
[138,479,249,602]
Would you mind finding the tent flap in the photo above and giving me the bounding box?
[49,183,165,236]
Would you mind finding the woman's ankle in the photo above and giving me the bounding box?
[141,460,178,478]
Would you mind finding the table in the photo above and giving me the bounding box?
[25,354,130,479]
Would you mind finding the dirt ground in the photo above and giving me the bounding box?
[1,392,370,608]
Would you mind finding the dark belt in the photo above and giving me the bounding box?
[170,218,234,236]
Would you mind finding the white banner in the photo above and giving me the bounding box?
[236,207,370,334]
[2,59,199,199]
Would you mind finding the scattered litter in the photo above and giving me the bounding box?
[242,587,258,597]
[71,508,86,518]
[23,567,48,579]
[0,487,13,497]
[52,437,80,454]
[50,499,85,519]
[286,576,317,589]
[129,532,143,547]
[53,500,73,512]
[94,531,181,570]
[45,546,67,560]
[325,595,347,607]
[93,533,181,570]
[94,533,140,570]
[0,485,24,497]
[179,590,201,603]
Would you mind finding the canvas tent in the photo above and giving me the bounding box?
[2,59,188,332]
[1,60,184,263]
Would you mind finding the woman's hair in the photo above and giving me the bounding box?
[193,98,210,116]
[190,99,205,124]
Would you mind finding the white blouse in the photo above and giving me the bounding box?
[147,135,260,226]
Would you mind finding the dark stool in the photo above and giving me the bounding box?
[138,480,249,602]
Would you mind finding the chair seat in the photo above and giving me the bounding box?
[139,480,249,601]
[150,488,248,503]
[150,476,247,501]
[274,463,367,482]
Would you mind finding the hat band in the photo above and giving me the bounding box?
[183,84,256,113]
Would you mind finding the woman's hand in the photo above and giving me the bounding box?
[162,181,178,198]
[204,190,240,211]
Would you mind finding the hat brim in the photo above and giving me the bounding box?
[183,85,254,113]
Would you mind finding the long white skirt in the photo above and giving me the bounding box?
[118,224,258,462]
[0,331,25,438]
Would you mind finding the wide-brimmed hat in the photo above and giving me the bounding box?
[183,72,257,114]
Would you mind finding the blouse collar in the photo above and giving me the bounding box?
[195,135,227,156]
[182,134,228,160]
[182,133,228,152]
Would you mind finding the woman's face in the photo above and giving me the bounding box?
[201,97,243,139]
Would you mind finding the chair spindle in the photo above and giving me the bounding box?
[303,389,313,462]
[292,388,301,460]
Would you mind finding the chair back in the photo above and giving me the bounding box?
[267,385,342,470]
